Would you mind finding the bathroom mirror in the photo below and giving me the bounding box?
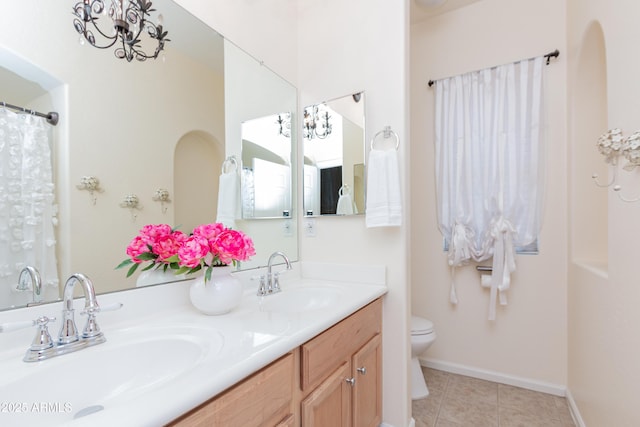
[0,0,298,311]
[241,114,293,219]
[303,93,365,216]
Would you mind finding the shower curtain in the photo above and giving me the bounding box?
[434,56,545,320]
[0,108,58,306]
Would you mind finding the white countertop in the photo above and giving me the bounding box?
[0,262,387,427]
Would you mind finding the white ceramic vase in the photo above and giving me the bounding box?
[188,266,243,315]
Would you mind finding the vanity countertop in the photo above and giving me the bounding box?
[0,262,387,427]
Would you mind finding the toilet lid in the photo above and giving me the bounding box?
[411,316,433,334]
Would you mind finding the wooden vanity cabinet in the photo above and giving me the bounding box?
[300,298,382,427]
[167,352,295,427]
[167,297,382,427]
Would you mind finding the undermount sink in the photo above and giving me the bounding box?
[257,286,342,313]
[0,325,223,426]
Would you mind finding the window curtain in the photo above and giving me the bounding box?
[0,108,58,303]
[434,56,545,320]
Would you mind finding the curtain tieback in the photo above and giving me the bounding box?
[447,221,475,304]
[487,216,517,320]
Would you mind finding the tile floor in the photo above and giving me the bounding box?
[412,367,576,427]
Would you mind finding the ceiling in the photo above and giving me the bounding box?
[410,0,484,24]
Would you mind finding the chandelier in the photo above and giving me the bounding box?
[72,0,170,62]
[303,105,332,140]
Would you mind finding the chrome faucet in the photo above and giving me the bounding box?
[0,273,121,362]
[59,273,102,345]
[17,266,42,304]
[257,251,292,296]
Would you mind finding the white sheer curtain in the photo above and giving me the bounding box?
[434,56,545,320]
[0,108,58,305]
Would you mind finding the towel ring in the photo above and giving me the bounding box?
[370,126,399,151]
[221,156,238,174]
[338,184,351,196]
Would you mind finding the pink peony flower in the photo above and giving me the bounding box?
[138,224,173,246]
[119,222,255,282]
[125,235,148,263]
[152,230,187,262]
[211,229,256,265]
[192,223,226,241]
[177,235,210,269]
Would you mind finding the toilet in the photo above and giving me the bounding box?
[411,315,436,400]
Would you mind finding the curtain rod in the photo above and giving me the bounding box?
[1,101,59,126]
[427,49,559,88]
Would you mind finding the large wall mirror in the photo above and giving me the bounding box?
[0,0,298,311]
[303,93,365,216]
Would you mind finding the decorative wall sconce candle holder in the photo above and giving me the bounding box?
[152,188,171,214]
[120,194,142,221]
[76,176,103,205]
[593,128,640,202]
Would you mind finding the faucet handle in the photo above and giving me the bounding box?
[80,302,123,316]
[22,316,57,362]
[271,272,284,293]
[29,316,56,351]
[0,315,55,333]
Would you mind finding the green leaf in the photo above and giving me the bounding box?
[141,263,155,272]
[205,265,213,282]
[126,263,140,278]
[137,252,158,261]
[115,259,133,270]
[165,255,179,263]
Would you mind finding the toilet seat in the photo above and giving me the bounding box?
[411,316,434,335]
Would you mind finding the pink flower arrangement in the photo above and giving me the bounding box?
[118,223,255,282]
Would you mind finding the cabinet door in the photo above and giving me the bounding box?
[275,414,295,427]
[352,334,382,427]
[301,361,352,427]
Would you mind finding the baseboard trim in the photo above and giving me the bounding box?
[565,389,586,427]
[380,419,415,427]
[419,357,566,396]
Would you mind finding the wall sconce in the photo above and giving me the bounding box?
[152,188,171,213]
[593,128,640,202]
[76,176,103,205]
[120,194,142,221]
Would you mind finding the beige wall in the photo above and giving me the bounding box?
[178,2,412,425]
[567,1,640,425]
[410,0,569,390]
[296,2,412,426]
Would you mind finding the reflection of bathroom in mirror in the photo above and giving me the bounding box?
[303,92,365,216]
[241,114,293,219]
[0,0,298,311]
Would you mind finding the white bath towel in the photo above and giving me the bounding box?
[336,191,354,215]
[365,148,402,227]
[216,171,239,228]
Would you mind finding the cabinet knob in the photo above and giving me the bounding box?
[345,377,356,387]
[357,366,367,375]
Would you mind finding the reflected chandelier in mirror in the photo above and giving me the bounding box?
[303,92,365,216]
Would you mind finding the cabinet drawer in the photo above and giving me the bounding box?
[301,298,382,392]
[168,352,294,427]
